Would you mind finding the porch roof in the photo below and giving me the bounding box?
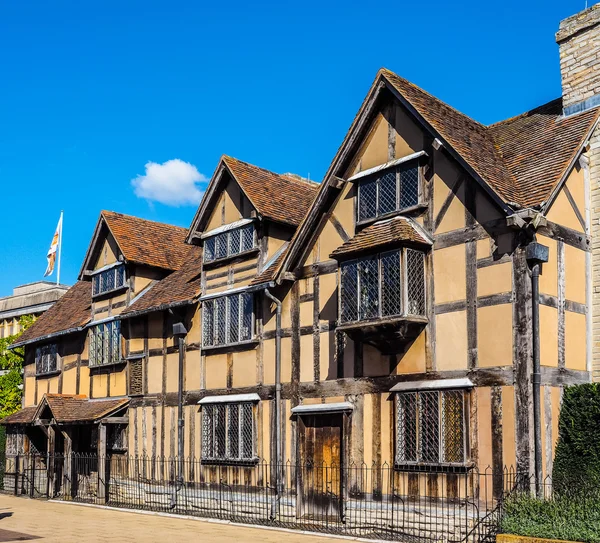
[0,406,37,425]
[32,394,129,424]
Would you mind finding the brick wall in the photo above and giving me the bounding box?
[557,4,600,110]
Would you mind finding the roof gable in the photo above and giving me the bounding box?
[186,156,319,242]
[80,211,191,278]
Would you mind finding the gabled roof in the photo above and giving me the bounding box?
[12,281,92,348]
[80,211,192,277]
[33,394,129,424]
[330,217,432,259]
[0,406,36,425]
[187,155,319,241]
[273,68,600,282]
[488,98,599,209]
[121,247,203,318]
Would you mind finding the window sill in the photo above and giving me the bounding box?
[394,462,474,473]
[89,360,127,371]
[203,248,259,269]
[201,339,259,354]
[201,457,260,467]
[356,204,429,228]
[35,370,61,379]
[92,285,129,301]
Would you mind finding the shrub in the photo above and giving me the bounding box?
[553,383,600,494]
[501,493,600,543]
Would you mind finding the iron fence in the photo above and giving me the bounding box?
[0,453,533,542]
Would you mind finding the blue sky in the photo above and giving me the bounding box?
[0,0,586,296]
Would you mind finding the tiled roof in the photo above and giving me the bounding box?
[102,211,192,271]
[122,248,203,317]
[250,244,289,286]
[13,281,92,347]
[0,406,37,425]
[382,69,600,208]
[488,99,600,208]
[36,394,129,423]
[330,217,431,259]
[223,156,319,226]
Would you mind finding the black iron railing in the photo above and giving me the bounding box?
[0,453,531,542]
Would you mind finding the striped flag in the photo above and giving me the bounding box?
[44,213,63,278]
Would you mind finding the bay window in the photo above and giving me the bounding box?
[92,264,126,296]
[204,224,255,263]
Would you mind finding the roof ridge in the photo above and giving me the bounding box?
[380,68,488,129]
[222,155,319,188]
[101,210,188,232]
[487,98,563,128]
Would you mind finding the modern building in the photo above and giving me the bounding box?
[2,3,600,536]
[0,282,69,340]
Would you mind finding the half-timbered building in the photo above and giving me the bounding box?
[3,4,600,524]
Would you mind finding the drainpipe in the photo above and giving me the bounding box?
[264,289,282,520]
[171,319,188,508]
[526,241,549,498]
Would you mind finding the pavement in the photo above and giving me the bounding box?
[0,494,342,542]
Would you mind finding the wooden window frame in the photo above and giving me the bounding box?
[203,224,257,264]
[89,320,123,368]
[35,343,60,376]
[201,292,255,349]
[92,264,127,298]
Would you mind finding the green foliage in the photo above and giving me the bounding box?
[0,315,35,420]
[501,493,600,543]
[553,383,600,493]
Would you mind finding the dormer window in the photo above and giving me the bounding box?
[92,264,126,297]
[204,224,255,263]
[356,161,420,223]
[340,248,425,324]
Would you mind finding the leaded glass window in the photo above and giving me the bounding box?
[202,402,256,462]
[92,265,126,296]
[89,320,121,366]
[202,293,254,347]
[35,344,58,375]
[204,224,256,263]
[357,163,420,222]
[395,389,467,465]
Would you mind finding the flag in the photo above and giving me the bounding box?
[44,214,62,277]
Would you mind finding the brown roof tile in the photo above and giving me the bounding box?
[13,281,92,347]
[122,248,203,316]
[330,217,431,259]
[37,394,129,423]
[488,99,599,208]
[0,406,37,425]
[102,211,192,271]
[223,156,319,226]
[382,69,599,208]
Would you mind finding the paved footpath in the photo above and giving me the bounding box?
[0,495,342,542]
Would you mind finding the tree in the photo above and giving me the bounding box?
[0,314,35,419]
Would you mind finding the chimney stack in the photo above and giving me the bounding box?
[556,4,600,116]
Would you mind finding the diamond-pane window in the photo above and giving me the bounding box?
[406,249,425,315]
[357,162,420,222]
[378,171,397,215]
[358,177,377,222]
[89,320,121,367]
[204,224,256,263]
[202,402,256,462]
[340,262,358,322]
[399,166,419,209]
[92,265,127,296]
[202,293,254,347]
[359,257,379,320]
[395,389,467,465]
[381,251,402,316]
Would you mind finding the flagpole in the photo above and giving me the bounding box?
[57,211,63,285]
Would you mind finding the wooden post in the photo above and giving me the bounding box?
[97,423,108,502]
[61,428,73,498]
[47,426,56,498]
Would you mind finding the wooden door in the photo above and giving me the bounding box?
[298,413,343,520]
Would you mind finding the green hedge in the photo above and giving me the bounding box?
[501,493,600,543]
[501,384,600,542]
[553,383,600,493]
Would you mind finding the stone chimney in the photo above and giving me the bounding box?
[556,4,600,115]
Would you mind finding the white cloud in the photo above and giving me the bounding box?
[132,159,207,206]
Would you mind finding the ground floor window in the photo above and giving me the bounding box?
[395,389,468,465]
[201,403,255,463]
